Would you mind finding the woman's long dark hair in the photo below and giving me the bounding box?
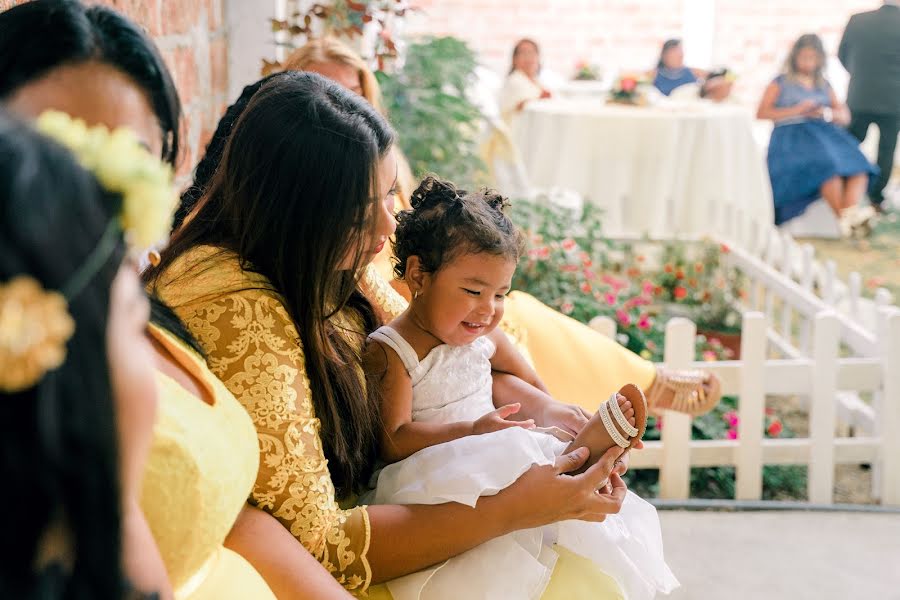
[172,74,280,232]
[0,113,127,598]
[0,0,181,165]
[657,38,682,70]
[146,72,395,496]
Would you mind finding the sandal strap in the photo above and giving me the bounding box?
[607,392,639,437]
[598,399,631,448]
[651,368,719,416]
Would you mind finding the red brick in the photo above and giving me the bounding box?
[97,0,162,36]
[206,0,223,31]
[160,0,201,35]
[210,36,228,97]
[162,46,199,108]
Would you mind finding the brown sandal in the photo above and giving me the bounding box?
[646,367,721,417]
[566,383,648,473]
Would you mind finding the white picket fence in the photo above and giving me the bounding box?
[591,217,900,506]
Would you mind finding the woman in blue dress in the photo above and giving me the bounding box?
[757,33,878,231]
[652,39,702,96]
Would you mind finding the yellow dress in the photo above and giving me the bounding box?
[140,324,276,600]
[369,256,656,411]
[153,246,624,598]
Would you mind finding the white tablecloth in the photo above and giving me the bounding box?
[512,99,773,237]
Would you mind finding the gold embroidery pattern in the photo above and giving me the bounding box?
[159,251,372,594]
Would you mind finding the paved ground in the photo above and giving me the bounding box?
[659,510,900,600]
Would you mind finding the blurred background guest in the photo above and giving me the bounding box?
[839,0,900,214]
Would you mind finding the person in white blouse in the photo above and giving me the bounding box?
[499,38,552,125]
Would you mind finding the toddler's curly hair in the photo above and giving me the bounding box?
[392,175,525,278]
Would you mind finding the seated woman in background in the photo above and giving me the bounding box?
[500,38,553,125]
[0,111,166,599]
[757,33,878,235]
[651,38,731,101]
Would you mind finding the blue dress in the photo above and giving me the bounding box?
[653,67,697,96]
[766,75,879,225]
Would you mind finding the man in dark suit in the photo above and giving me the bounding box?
[839,1,900,212]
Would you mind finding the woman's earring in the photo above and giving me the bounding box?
[413,290,420,300]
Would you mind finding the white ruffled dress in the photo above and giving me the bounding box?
[369,326,679,600]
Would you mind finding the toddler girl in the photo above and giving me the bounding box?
[366,176,678,600]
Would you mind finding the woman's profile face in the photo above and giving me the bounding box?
[662,44,684,69]
[106,262,158,501]
[513,42,540,77]
[6,61,163,157]
[304,61,363,96]
[340,150,398,270]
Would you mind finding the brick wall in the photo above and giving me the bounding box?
[0,0,228,181]
[408,0,878,105]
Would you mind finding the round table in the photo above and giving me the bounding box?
[512,99,773,238]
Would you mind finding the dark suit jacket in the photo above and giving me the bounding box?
[838,4,900,115]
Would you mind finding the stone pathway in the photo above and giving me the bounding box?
[659,509,900,600]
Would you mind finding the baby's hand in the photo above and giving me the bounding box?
[473,403,535,435]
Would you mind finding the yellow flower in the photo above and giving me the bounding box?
[35,110,176,250]
[640,349,653,360]
[0,276,75,392]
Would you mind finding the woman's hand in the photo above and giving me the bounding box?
[501,446,628,531]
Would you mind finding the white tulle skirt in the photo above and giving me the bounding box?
[373,427,680,600]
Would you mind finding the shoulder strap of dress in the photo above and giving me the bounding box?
[368,326,420,373]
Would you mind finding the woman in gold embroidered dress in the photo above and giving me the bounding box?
[277,37,721,416]
[146,71,632,599]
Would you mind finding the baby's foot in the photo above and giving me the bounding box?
[565,392,636,474]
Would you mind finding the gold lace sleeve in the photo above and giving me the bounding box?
[185,288,372,593]
[361,263,408,323]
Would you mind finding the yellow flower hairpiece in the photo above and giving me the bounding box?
[35,110,178,249]
[0,276,75,392]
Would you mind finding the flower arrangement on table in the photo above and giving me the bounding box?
[573,60,600,81]
[607,74,649,106]
[509,195,804,500]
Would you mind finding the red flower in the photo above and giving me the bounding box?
[654,285,663,296]
[616,309,631,326]
[727,428,738,440]
[620,77,637,93]
[688,277,698,288]
[642,280,654,294]
[694,262,704,273]
[605,292,617,306]
[664,264,674,273]
[637,314,652,330]
[562,238,577,251]
[720,243,730,254]
[767,420,783,437]
[674,286,688,300]
[627,267,641,278]
[537,246,550,259]
[636,255,646,263]
[584,269,596,280]
[582,258,593,268]
[580,282,592,293]
[675,268,685,280]
[560,264,579,272]
[561,302,574,314]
